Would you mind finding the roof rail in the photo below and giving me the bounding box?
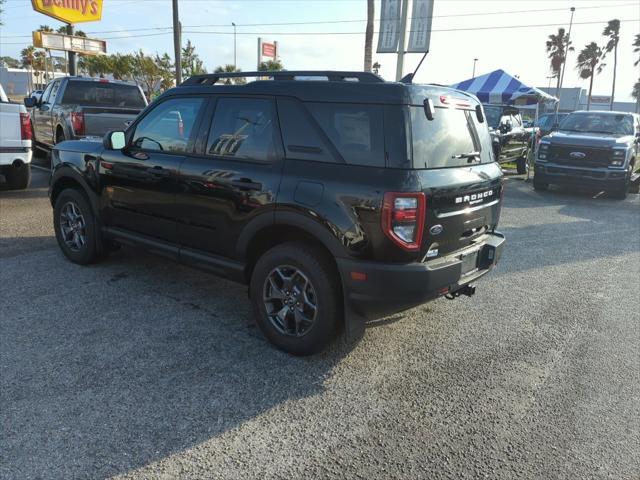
[180,70,385,86]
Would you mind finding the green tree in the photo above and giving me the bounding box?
[130,51,174,99]
[576,42,603,111]
[546,28,573,97]
[78,54,112,77]
[258,59,284,71]
[632,80,639,113]
[364,0,374,72]
[154,53,175,91]
[110,53,134,80]
[39,25,54,32]
[181,40,206,78]
[0,56,20,68]
[600,19,620,110]
[634,34,640,67]
[214,64,245,84]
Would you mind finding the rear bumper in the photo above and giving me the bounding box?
[337,232,505,320]
[535,163,628,187]
[0,147,32,166]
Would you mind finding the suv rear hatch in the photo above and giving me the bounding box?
[400,88,503,259]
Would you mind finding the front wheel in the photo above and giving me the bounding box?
[533,179,549,191]
[608,183,628,200]
[53,188,107,264]
[250,242,341,355]
[516,154,529,175]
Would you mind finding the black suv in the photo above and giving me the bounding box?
[49,71,505,355]
[484,104,531,174]
[534,110,640,199]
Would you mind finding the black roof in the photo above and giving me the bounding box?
[162,70,477,106]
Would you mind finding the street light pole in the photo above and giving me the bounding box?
[172,0,182,85]
[472,58,478,77]
[232,22,237,68]
[557,6,575,96]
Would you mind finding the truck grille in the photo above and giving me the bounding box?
[549,145,611,167]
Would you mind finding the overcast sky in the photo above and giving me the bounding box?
[1,0,639,101]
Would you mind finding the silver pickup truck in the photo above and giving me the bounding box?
[25,77,147,156]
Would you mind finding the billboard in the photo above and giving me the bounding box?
[33,31,106,55]
[31,0,103,24]
[262,42,276,58]
[376,0,402,53]
[407,0,435,53]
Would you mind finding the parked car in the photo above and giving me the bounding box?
[535,110,640,199]
[0,83,32,190]
[483,104,530,174]
[24,77,147,158]
[535,112,569,140]
[48,71,505,355]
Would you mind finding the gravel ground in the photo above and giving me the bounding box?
[1,168,639,480]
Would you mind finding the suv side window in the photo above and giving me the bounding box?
[206,97,278,162]
[307,102,385,167]
[277,97,337,163]
[40,82,55,104]
[131,97,204,153]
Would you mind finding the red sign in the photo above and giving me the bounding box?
[262,42,276,58]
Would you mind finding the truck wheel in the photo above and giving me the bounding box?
[4,163,31,190]
[533,179,548,191]
[516,155,528,175]
[56,129,65,145]
[608,184,628,200]
[53,188,107,265]
[250,242,340,356]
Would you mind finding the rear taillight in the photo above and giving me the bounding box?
[19,112,32,141]
[71,112,85,136]
[381,192,426,251]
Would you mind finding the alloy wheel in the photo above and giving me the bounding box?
[59,201,87,252]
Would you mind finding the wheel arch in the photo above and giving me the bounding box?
[49,168,98,216]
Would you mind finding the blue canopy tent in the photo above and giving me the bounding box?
[450,69,557,106]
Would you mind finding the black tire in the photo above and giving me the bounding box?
[250,242,341,355]
[56,129,65,145]
[53,188,107,264]
[608,184,628,200]
[533,179,549,191]
[516,155,528,175]
[4,163,31,190]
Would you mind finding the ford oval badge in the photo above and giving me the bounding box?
[429,224,444,236]
[569,151,586,159]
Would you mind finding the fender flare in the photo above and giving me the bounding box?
[49,164,100,216]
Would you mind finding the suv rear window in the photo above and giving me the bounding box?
[307,103,385,167]
[61,81,146,109]
[410,106,492,169]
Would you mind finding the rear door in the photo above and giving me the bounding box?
[175,95,284,258]
[98,96,206,244]
[409,96,503,259]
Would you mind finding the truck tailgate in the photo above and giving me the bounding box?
[82,108,140,137]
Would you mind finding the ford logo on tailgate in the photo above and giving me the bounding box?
[569,151,586,159]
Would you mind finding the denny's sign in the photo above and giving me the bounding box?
[31,0,103,24]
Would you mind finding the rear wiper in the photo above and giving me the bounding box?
[452,152,480,162]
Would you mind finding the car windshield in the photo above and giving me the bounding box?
[483,105,502,129]
[559,112,633,135]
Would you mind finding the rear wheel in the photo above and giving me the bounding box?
[250,242,340,355]
[533,178,549,191]
[4,163,31,190]
[53,188,107,264]
[516,154,528,175]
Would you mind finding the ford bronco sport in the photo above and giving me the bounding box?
[48,71,505,355]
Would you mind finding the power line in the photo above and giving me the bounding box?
[1,2,637,38]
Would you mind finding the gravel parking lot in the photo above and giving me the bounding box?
[1,168,639,479]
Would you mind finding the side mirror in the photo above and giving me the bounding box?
[23,97,36,108]
[475,104,484,123]
[104,130,126,150]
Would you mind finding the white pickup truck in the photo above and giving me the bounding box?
[0,84,32,190]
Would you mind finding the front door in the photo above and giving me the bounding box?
[175,96,283,258]
[33,80,59,146]
[98,96,206,244]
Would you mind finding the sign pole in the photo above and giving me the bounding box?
[395,0,409,81]
[67,24,76,76]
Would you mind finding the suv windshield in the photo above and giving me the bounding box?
[559,112,633,136]
[410,105,493,169]
[62,81,146,109]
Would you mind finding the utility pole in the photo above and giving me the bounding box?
[395,0,409,81]
[67,24,76,76]
[232,22,237,68]
[172,0,182,85]
[557,7,575,96]
[472,58,478,77]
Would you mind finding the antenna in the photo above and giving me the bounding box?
[400,51,429,84]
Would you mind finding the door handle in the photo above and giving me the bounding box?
[150,166,171,177]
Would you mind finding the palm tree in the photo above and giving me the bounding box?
[364,0,374,71]
[20,46,36,92]
[576,42,603,111]
[632,79,640,113]
[634,34,640,67]
[546,28,574,97]
[214,64,245,84]
[600,19,620,110]
[258,59,284,71]
[39,25,53,32]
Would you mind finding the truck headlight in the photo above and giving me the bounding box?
[537,143,550,162]
[610,149,626,167]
